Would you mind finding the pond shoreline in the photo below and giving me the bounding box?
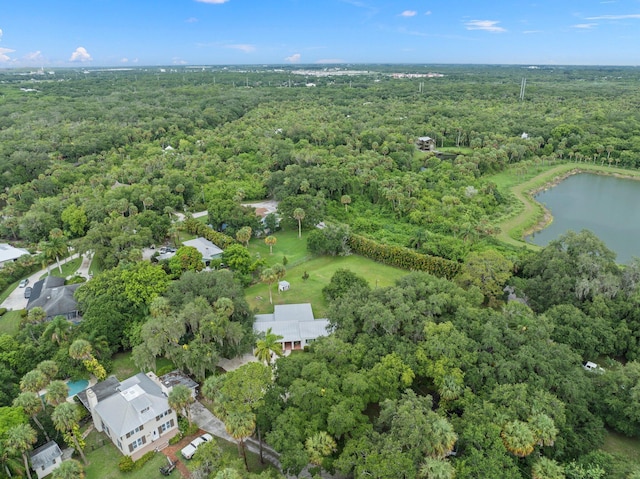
[523,167,640,239]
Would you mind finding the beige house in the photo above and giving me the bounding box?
[416,136,436,151]
[30,441,63,479]
[77,373,179,460]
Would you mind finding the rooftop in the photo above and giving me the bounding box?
[254,303,330,343]
[0,243,30,264]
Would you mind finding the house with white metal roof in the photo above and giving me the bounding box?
[30,441,63,479]
[80,373,179,460]
[254,303,331,353]
[182,237,223,264]
[0,243,30,268]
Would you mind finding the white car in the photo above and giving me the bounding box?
[180,433,213,459]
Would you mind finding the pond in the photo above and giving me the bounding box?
[527,173,640,264]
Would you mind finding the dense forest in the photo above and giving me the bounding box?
[2,65,640,478]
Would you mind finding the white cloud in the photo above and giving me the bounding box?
[465,19,507,33]
[69,46,92,62]
[586,14,640,20]
[400,10,417,17]
[186,17,198,23]
[172,57,188,65]
[572,23,597,29]
[24,51,43,61]
[195,0,229,3]
[0,47,14,62]
[425,11,432,15]
[121,57,129,63]
[226,44,255,53]
[285,53,301,63]
[0,29,3,40]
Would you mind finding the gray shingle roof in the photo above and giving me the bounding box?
[30,441,62,469]
[26,277,81,319]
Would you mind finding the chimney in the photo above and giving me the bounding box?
[86,388,102,431]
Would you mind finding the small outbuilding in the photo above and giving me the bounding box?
[30,441,63,479]
[278,281,290,292]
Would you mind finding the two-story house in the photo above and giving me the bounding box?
[77,373,179,460]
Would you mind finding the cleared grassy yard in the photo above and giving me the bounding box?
[0,310,22,336]
[245,254,407,317]
[110,351,175,380]
[248,230,313,268]
[84,430,169,479]
[602,429,640,464]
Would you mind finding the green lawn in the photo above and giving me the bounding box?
[602,430,640,464]
[245,254,407,317]
[110,351,175,380]
[0,310,22,336]
[84,430,169,479]
[39,257,82,280]
[248,230,313,269]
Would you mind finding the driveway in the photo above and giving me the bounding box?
[1,252,82,311]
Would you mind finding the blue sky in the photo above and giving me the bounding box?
[1,0,639,67]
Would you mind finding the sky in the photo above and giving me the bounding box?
[1,0,639,68]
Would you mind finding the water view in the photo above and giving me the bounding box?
[528,173,640,264]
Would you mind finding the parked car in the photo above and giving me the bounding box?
[180,433,213,460]
[24,287,32,299]
[19,279,29,288]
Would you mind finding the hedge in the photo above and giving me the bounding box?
[183,217,236,249]
[347,234,460,279]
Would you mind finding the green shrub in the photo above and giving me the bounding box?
[0,308,6,317]
[118,456,135,472]
[134,451,155,470]
[183,218,236,249]
[19,309,27,318]
[169,432,183,445]
[347,233,460,279]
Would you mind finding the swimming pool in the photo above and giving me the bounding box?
[66,379,89,397]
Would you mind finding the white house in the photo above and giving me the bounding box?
[182,237,224,265]
[30,441,63,479]
[416,136,436,152]
[0,243,30,268]
[254,303,330,353]
[77,373,179,460]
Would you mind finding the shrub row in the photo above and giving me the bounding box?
[182,217,236,249]
[347,234,461,279]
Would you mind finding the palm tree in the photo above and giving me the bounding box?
[13,392,50,441]
[42,229,68,275]
[0,440,25,478]
[427,416,458,459]
[260,267,277,305]
[293,208,305,238]
[37,360,59,382]
[5,424,37,479]
[41,316,73,345]
[214,469,242,479]
[69,339,92,361]
[254,327,284,365]
[264,235,277,254]
[52,459,85,479]
[419,458,456,479]
[20,369,48,409]
[236,226,252,247]
[531,457,564,479]
[168,385,194,426]
[46,380,69,406]
[224,410,255,471]
[52,403,87,465]
[528,413,558,447]
[501,420,536,458]
[341,194,352,211]
[305,431,337,468]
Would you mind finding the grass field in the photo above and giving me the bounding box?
[245,254,407,317]
[39,257,82,280]
[84,431,169,479]
[248,230,313,269]
[0,310,22,336]
[110,351,175,380]
[602,430,640,464]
